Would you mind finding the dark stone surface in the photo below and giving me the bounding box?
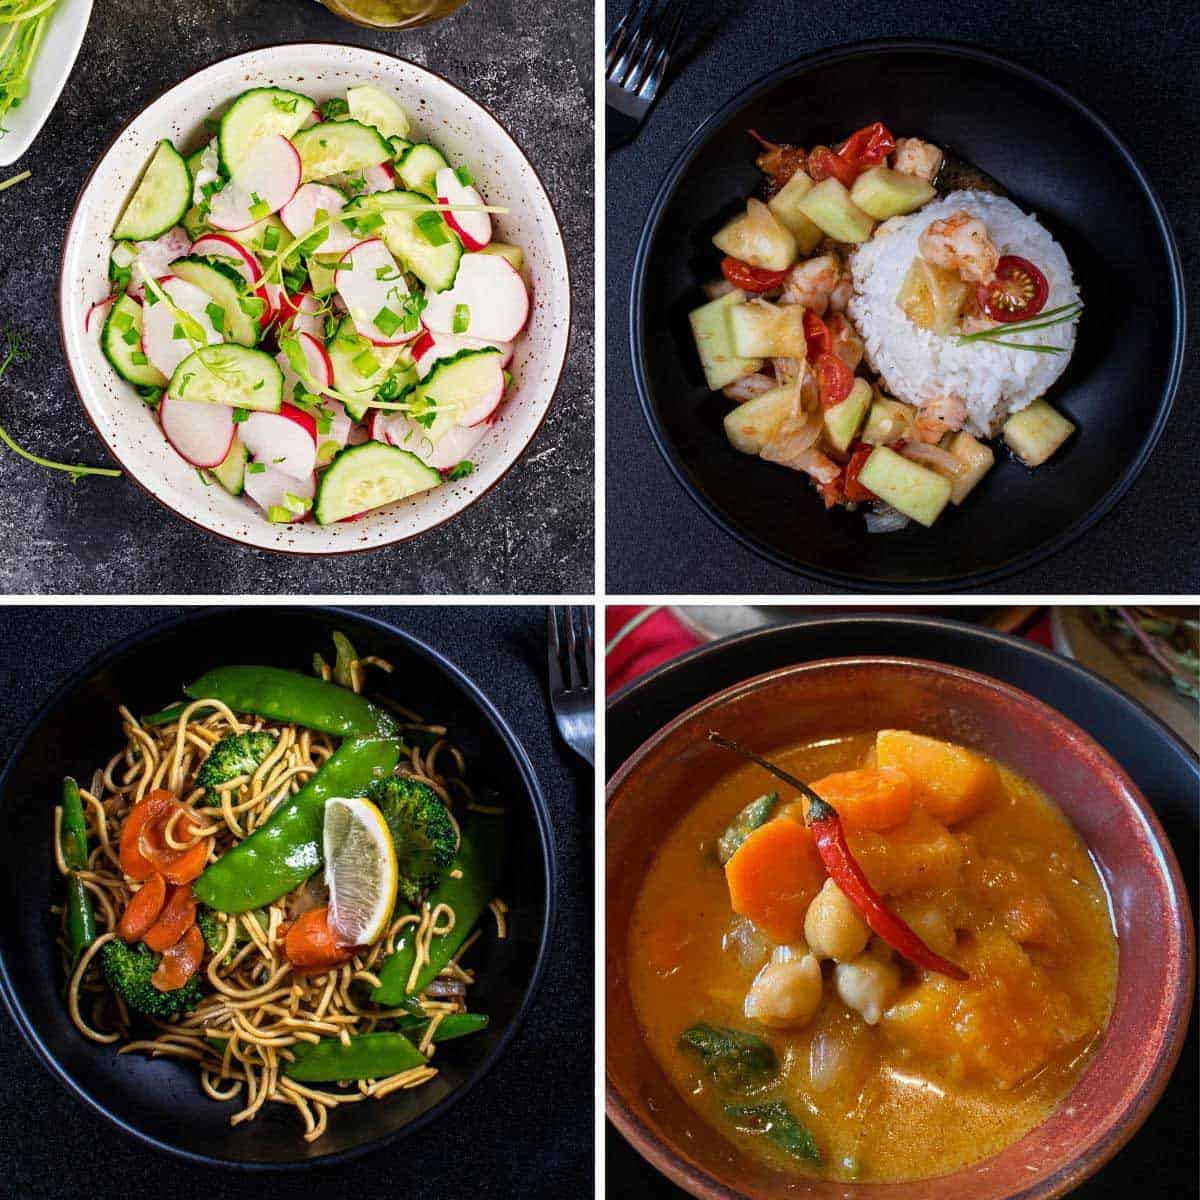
[0,603,593,1197]
[605,0,1199,594]
[0,1,593,594]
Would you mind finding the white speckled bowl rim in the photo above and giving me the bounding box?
[59,42,571,556]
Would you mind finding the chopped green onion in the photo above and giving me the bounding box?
[249,192,270,222]
[415,212,449,246]
[131,350,149,366]
[247,462,266,475]
[353,347,380,377]
[232,408,248,424]
[454,166,474,188]
[205,302,225,332]
[447,460,474,480]
[121,328,140,346]
[263,226,282,252]
[374,306,402,338]
[452,304,470,334]
[267,505,292,523]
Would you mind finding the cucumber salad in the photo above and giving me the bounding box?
[691,122,1082,531]
[91,83,530,526]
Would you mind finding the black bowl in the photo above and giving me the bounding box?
[606,612,1198,1198]
[0,607,555,1169]
[630,41,1185,590]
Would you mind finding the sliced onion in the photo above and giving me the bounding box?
[761,409,821,471]
[704,278,737,301]
[865,503,911,534]
[723,372,777,403]
[797,446,841,484]
[899,440,965,478]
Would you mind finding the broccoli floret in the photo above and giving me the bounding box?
[196,731,276,802]
[197,907,266,964]
[100,938,204,1019]
[365,776,457,906]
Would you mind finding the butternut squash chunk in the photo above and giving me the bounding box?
[876,730,1000,824]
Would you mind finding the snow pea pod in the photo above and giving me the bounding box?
[395,1011,489,1043]
[372,811,507,1005]
[184,665,397,739]
[193,735,401,912]
[60,778,95,969]
[282,1031,427,1082]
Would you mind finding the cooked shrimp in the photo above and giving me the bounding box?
[829,274,853,313]
[915,395,967,442]
[762,421,840,484]
[918,212,999,284]
[827,313,864,371]
[893,137,943,183]
[780,254,846,315]
[723,373,778,403]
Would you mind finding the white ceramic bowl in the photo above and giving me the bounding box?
[0,0,93,168]
[59,43,570,555]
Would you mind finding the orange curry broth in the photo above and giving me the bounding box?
[627,733,1117,1183]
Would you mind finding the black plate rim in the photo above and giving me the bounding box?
[629,38,1187,592]
[0,605,559,1172]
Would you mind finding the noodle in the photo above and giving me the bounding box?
[56,662,501,1144]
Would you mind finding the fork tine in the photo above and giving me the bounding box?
[608,0,657,87]
[546,607,564,694]
[624,22,662,94]
[638,0,686,98]
[605,0,652,73]
[579,608,595,689]
[565,608,582,690]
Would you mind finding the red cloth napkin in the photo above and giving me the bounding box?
[606,607,1052,695]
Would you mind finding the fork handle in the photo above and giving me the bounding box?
[606,106,641,152]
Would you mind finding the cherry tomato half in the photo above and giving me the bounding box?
[838,122,896,170]
[803,311,832,361]
[720,256,789,294]
[844,442,878,502]
[806,146,858,189]
[977,255,1049,323]
[815,352,855,410]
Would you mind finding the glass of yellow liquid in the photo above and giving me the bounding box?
[320,0,471,28]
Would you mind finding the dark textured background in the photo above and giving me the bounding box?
[605,0,1199,594]
[0,1,593,595]
[0,604,593,1197]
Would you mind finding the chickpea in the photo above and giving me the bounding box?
[744,944,823,1028]
[804,878,871,963]
[834,956,901,1026]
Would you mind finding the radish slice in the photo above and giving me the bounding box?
[244,464,316,521]
[239,403,318,480]
[413,328,514,379]
[127,227,193,299]
[422,254,528,343]
[362,163,396,194]
[378,413,487,470]
[209,135,303,232]
[335,238,420,346]
[278,289,325,340]
[460,361,507,426]
[142,276,223,379]
[190,233,272,327]
[319,399,353,449]
[86,296,114,335]
[160,394,235,468]
[280,183,357,254]
[436,167,491,251]
[275,331,333,399]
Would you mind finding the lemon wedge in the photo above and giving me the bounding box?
[324,796,398,948]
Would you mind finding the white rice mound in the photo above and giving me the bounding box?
[847,190,1081,436]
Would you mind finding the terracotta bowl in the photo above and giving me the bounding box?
[606,657,1194,1200]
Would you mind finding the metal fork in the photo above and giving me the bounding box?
[547,606,594,765]
[606,0,687,150]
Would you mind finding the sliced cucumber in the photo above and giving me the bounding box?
[689,289,762,390]
[293,120,390,182]
[404,347,502,443]
[114,140,192,241]
[346,190,462,292]
[326,316,405,420]
[857,446,951,527]
[169,256,260,347]
[1003,400,1075,467]
[181,204,211,241]
[478,242,523,272]
[228,213,288,257]
[209,436,248,496]
[395,143,450,198]
[219,87,315,176]
[101,294,167,388]
[797,178,876,244]
[167,345,283,413]
[314,441,440,524]
[347,85,410,139]
[306,255,338,298]
[850,166,936,220]
[822,377,872,454]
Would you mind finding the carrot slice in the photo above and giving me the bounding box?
[118,791,173,880]
[140,802,212,884]
[143,883,197,952]
[117,873,167,942]
[284,906,357,970]
[808,766,914,831]
[151,923,204,991]
[161,837,210,885]
[724,818,826,943]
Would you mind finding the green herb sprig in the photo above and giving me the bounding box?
[955,302,1082,354]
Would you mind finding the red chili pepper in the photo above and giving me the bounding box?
[844,442,877,502]
[838,122,896,170]
[720,256,789,294]
[803,311,832,360]
[805,794,967,980]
